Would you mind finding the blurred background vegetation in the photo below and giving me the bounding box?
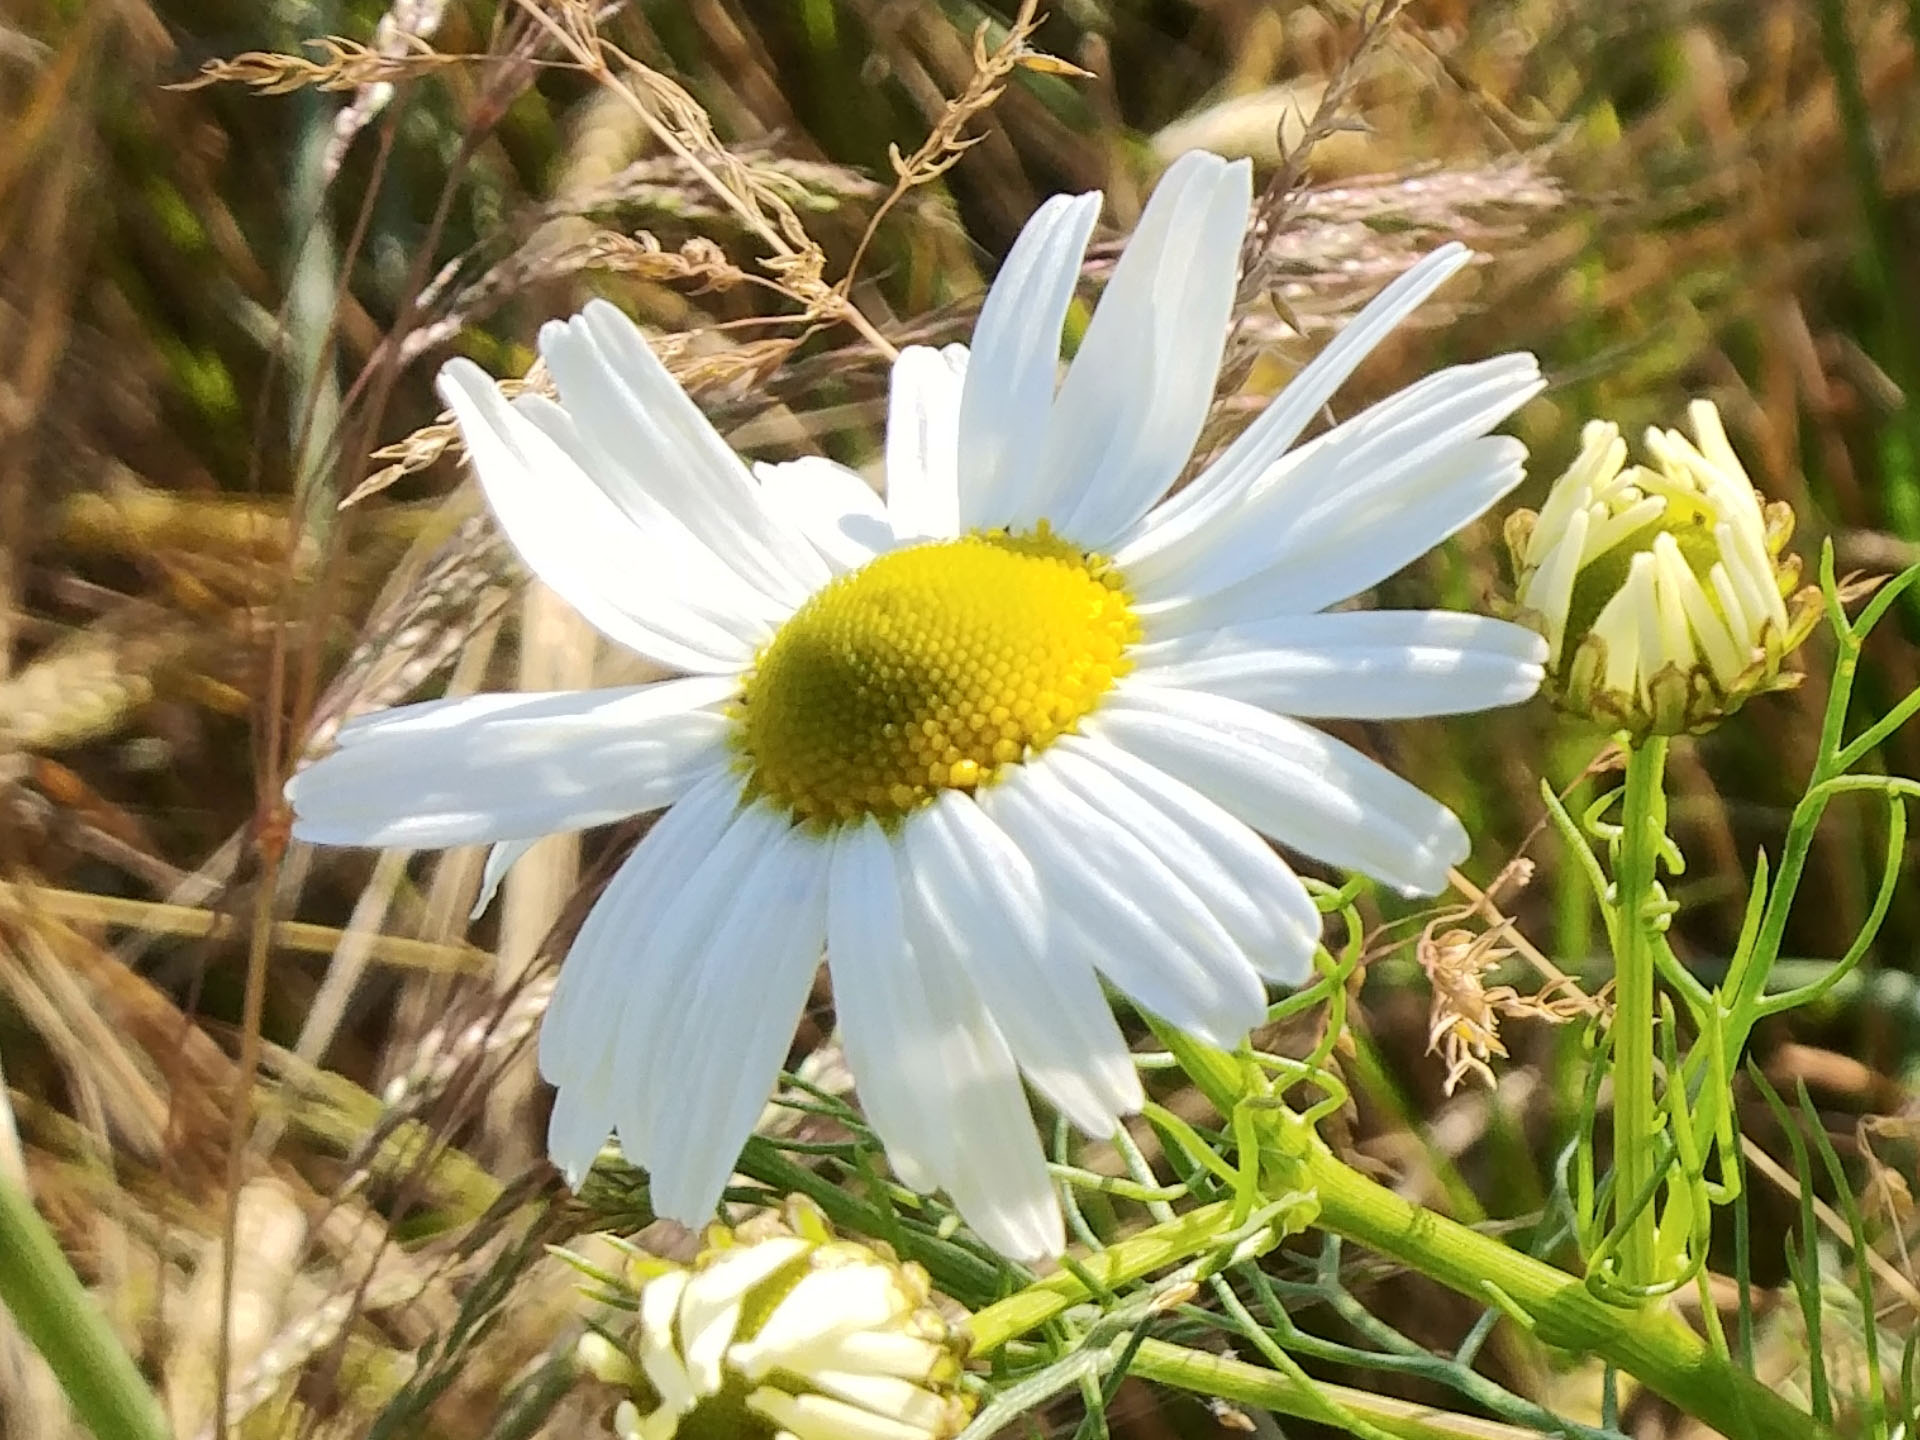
[1,0,1918,1436]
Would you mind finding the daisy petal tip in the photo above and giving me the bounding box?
[547,1102,610,1189]
[580,295,633,331]
[434,357,494,407]
[1036,188,1102,225]
[991,1208,1066,1266]
[1161,147,1225,178]
[1269,954,1317,991]
[1410,241,1476,288]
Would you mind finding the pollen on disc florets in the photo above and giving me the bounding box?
[734,524,1140,825]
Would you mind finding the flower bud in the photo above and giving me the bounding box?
[1504,401,1818,736]
[584,1202,973,1440]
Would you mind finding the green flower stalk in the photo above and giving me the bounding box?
[1505,401,1819,737]
[577,1201,973,1440]
[1507,400,1825,1296]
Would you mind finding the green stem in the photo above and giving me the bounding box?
[1611,736,1669,1289]
[1129,1339,1554,1440]
[0,1173,170,1440]
[967,1201,1279,1353]
[1152,1029,1830,1439]
[1300,1143,1825,1440]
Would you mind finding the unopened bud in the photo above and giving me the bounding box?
[1504,401,1818,736]
[580,1201,973,1440]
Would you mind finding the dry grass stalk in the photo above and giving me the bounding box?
[170,34,464,97]
[4,1,1916,1435]
[323,0,452,180]
[390,229,772,373]
[837,0,1070,296]
[1215,0,1414,404]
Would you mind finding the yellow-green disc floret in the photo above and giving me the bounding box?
[735,526,1139,824]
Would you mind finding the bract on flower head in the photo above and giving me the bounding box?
[580,1202,972,1440]
[286,148,1551,1261]
[1504,400,1819,737]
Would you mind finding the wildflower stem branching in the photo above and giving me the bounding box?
[1148,1026,1832,1440]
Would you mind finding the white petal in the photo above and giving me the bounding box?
[1287,356,1539,525]
[1117,243,1478,561]
[884,344,969,542]
[747,1389,926,1440]
[472,837,535,918]
[805,1371,950,1430]
[545,799,727,1174]
[538,766,744,1094]
[637,1270,699,1414]
[605,800,794,1168]
[1685,565,1750,683]
[896,793,1141,1137]
[1130,356,1541,604]
[286,677,738,848]
[1049,734,1321,985]
[1142,436,1528,635]
[642,816,831,1225]
[826,823,1062,1261]
[1714,515,1787,633]
[976,760,1269,1046]
[1089,684,1469,897]
[956,192,1102,531]
[1013,153,1251,545]
[740,1267,902,1368]
[574,302,833,599]
[542,302,829,605]
[1523,421,1623,568]
[1130,610,1548,718]
[793,1329,945,1383]
[678,1238,811,1393]
[438,361,762,671]
[756,457,892,572]
[1519,503,1590,664]
[825,820,945,1194]
[545,1080,614,1186]
[515,394,789,632]
[1608,552,1660,698]
[902,929,1064,1263]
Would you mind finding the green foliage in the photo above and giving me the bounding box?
[4,1,1920,1438]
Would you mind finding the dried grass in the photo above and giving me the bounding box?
[2,0,1918,1436]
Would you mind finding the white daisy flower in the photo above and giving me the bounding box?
[1505,400,1819,736]
[288,150,1548,1261]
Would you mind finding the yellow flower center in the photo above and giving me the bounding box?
[734,526,1139,825]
